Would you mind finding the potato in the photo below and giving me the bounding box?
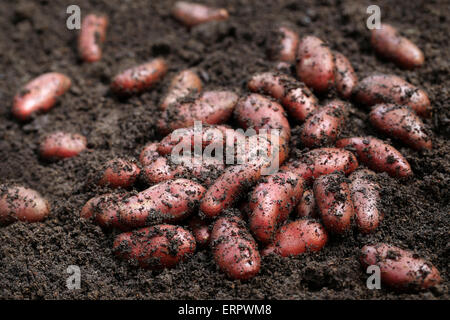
[296,188,318,218]
[188,215,211,247]
[262,219,328,257]
[0,185,50,225]
[349,169,382,234]
[12,72,71,120]
[369,104,432,150]
[371,23,424,69]
[113,224,196,269]
[300,99,347,147]
[360,243,441,290]
[336,136,412,178]
[296,36,335,93]
[211,214,260,280]
[313,173,354,234]
[172,1,229,27]
[248,172,304,243]
[353,74,431,118]
[39,131,87,160]
[98,158,141,188]
[139,142,160,166]
[110,58,167,95]
[160,69,202,110]
[282,148,358,182]
[268,26,299,63]
[80,193,125,230]
[334,51,358,99]
[78,14,108,63]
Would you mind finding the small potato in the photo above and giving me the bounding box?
[334,51,358,99]
[296,36,335,93]
[282,148,359,182]
[119,179,205,229]
[80,193,125,230]
[369,104,432,150]
[113,224,196,269]
[188,215,211,247]
[262,219,328,257]
[353,74,431,118]
[313,173,354,234]
[12,72,71,120]
[234,93,291,141]
[172,1,229,27]
[78,14,108,63]
[160,69,202,110]
[0,185,50,225]
[110,58,167,95]
[300,99,347,148]
[371,23,424,69]
[296,189,317,218]
[336,137,412,178]
[268,26,299,63]
[349,169,382,234]
[139,142,160,166]
[39,131,87,160]
[360,243,441,290]
[211,214,261,280]
[248,72,319,122]
[249,172,304,243]
[98,158,141,188]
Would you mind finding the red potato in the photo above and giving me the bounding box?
[39,131,87,160]
[371,23,424,69]
[160,69,202,110]
[349,169,382,234]
[296,36,335,93]
[269,26,299,63]
[300,99,347,148]
[80,193,125,230]
[296,189,318,218]
[334,51,358,99]
[158,90,238,134]
[360,243,442,290]
[119,179,205,229]
[262,219,328,257]
[234,93,291,141]
[248,172,304,244]
[248,72,319,122]
[110,58,167,95]
[139,142,160,166]
[113,224,196,269]
[211,215,261,280]
[98,158,141,188]
[78,14,108,63]
[0,185,50,225]
[282,148,358,182]
[353,74,431,118]
[12,73,71,120]
[313,173,354,234]
[369,104,432,150]
[188,215,211,247]
[336,137,412,178]
[172,1,229,27]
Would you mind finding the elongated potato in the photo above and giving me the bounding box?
[113,224,196,269]
[296,36,335,93]
[371,23,424,69]
[78,14,108,63]
[353,74,431,118]
[296,188,317,218]
[369,104,432,150]
[336,136,412,178]
[80,193,125,230]
[211,214,260,280]
[98,158,141,188]
[349,169,382,234]
[249,172,304,243]
[188,215,211,247]
[160,69,202,110]
[139,142,160,166]
[334,51,358,99]
[172,1,229,27]
[282,148,358,182]
[0,185,50,225]
[248,72,319,122]
[262,219,328,256]
[13,72,71,120]
[313,173,354,234]
[110,58,167,95]
[268,26,299,63]
[300,99,347,147]
[39,131,87,160]
[360,243,441,290]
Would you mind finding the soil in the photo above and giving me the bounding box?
[0,0,448,300]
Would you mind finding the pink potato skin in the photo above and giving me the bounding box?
[334,51,358,99]
[172,1,229,27]
[39,131,87,160]
[160,69,202,110]
[78,14,108,62]
[296,188,318,218]
[98,158,141,188]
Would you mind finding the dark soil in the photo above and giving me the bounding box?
[0,0,448,299]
